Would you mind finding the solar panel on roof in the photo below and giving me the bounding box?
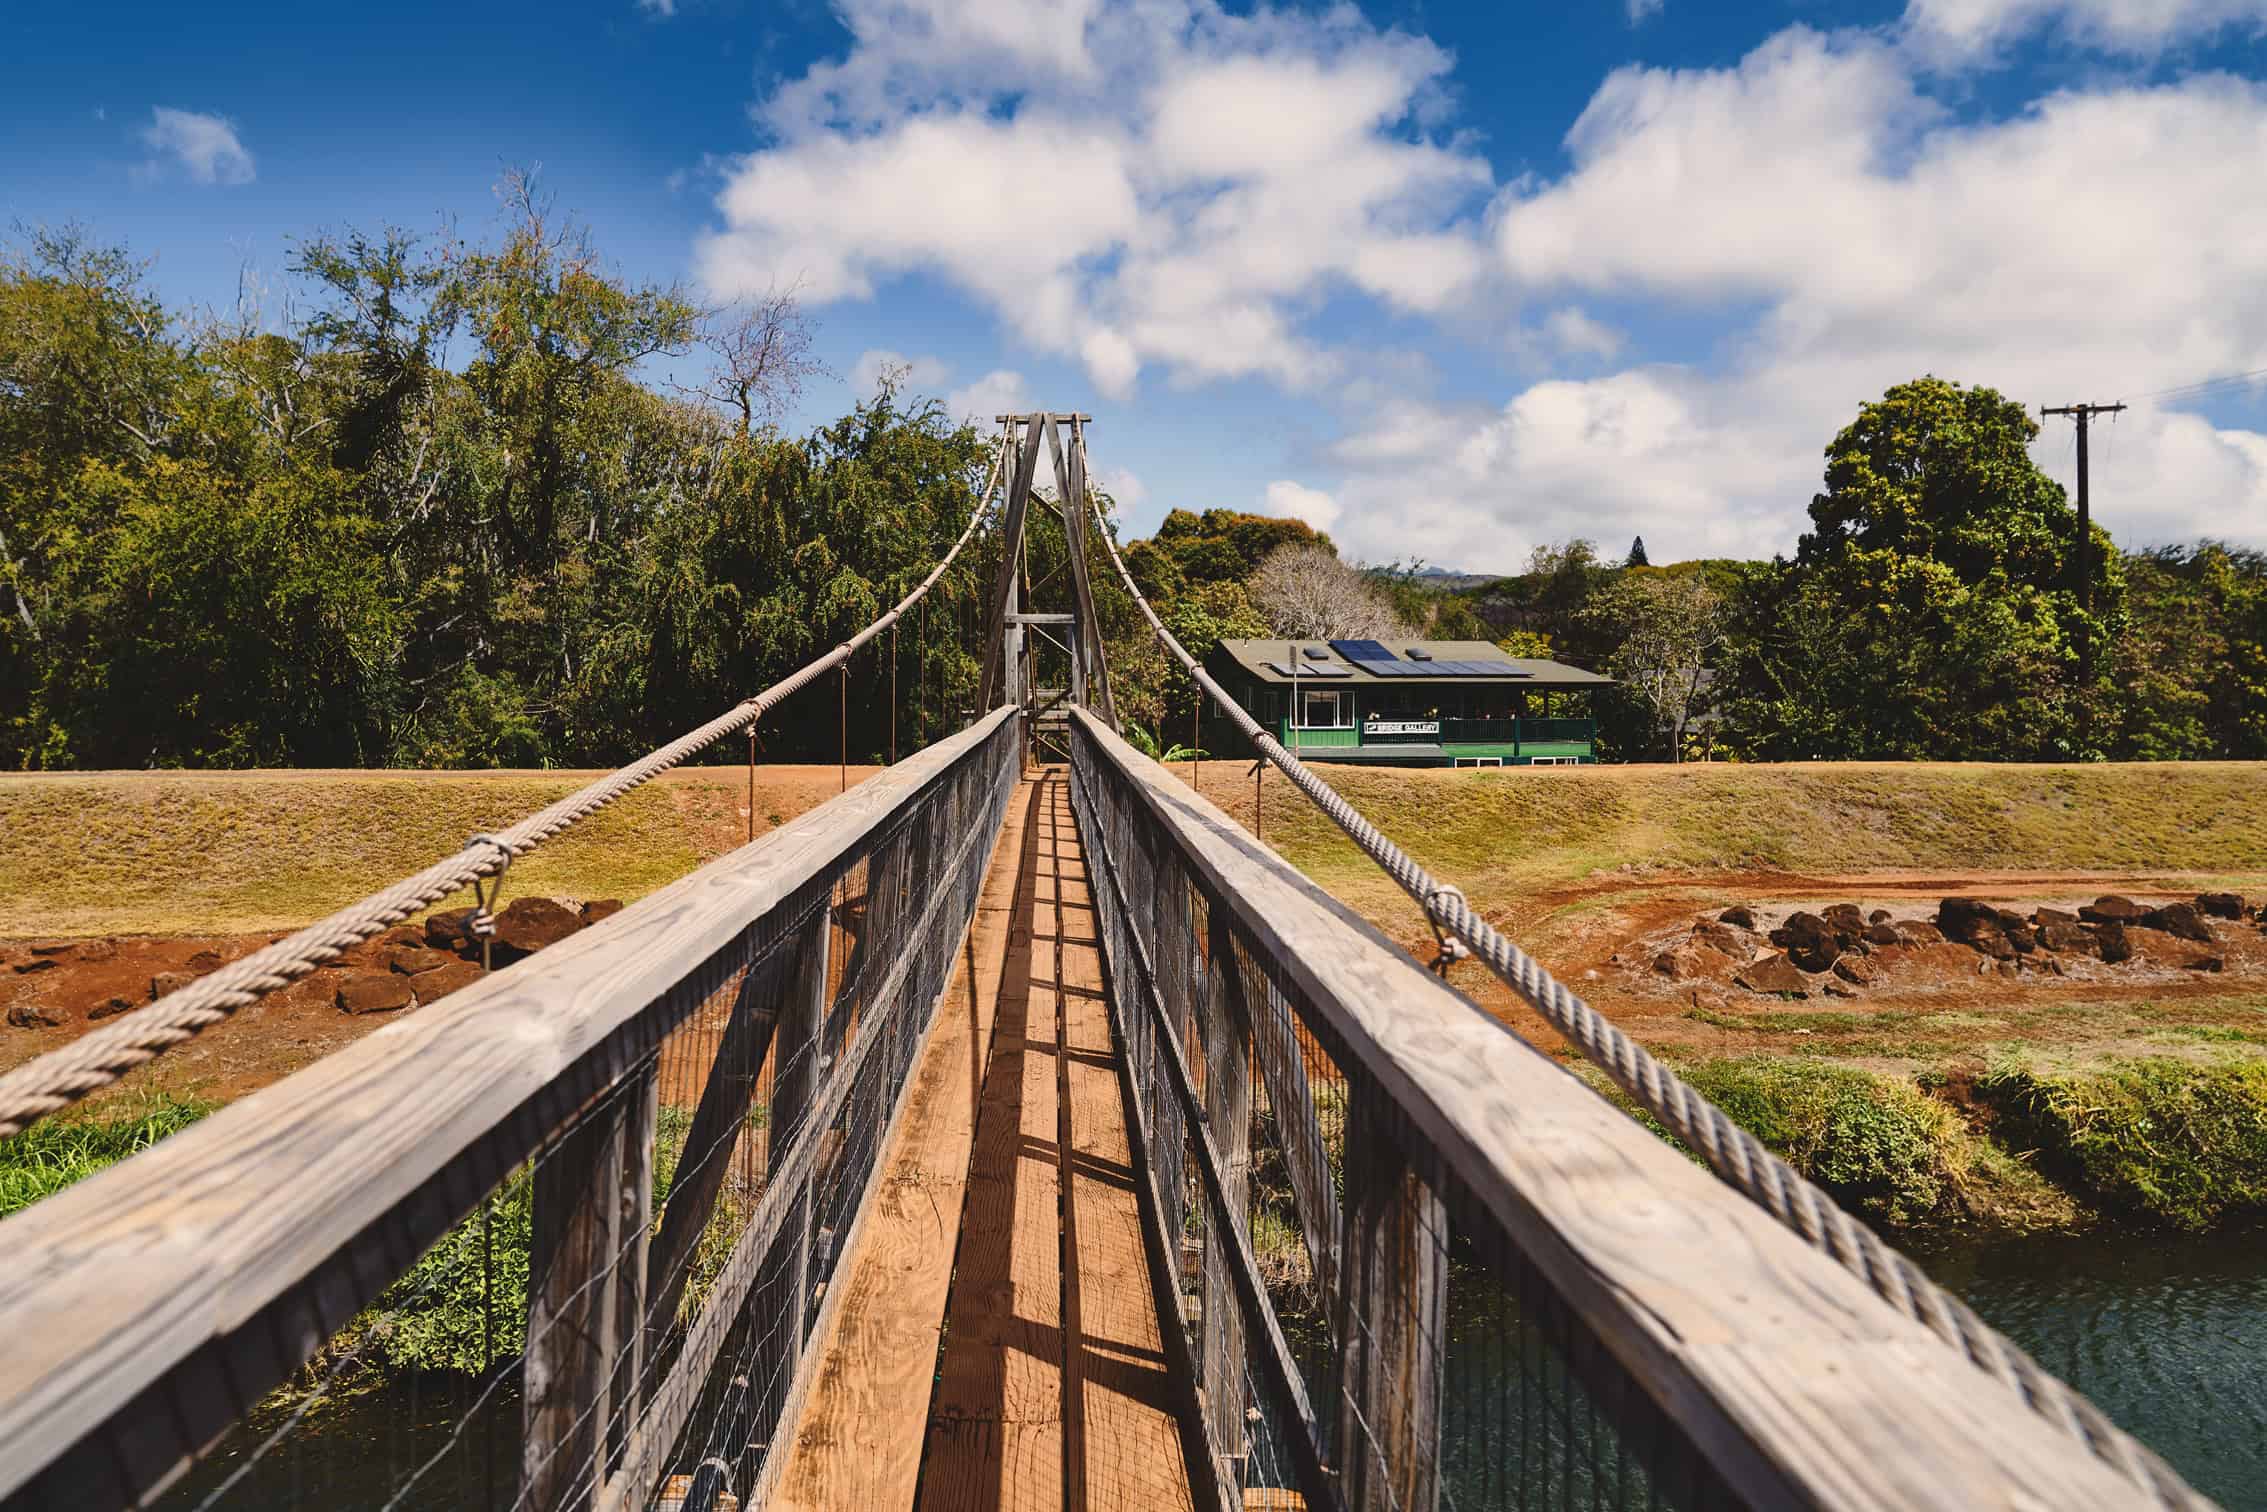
[1331,638,1396,662]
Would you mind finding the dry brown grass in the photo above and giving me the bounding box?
[0,764,879,938]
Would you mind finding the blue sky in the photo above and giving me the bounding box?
[5,0,2265,570]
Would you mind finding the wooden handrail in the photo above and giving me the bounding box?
[1068,707,2154,1511]
[0,708,1018,1509]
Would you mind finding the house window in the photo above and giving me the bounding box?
[1299,689,1346,728]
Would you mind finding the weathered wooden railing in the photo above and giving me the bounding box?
[1065,706,2158,1511]
[0,707,1019,1512]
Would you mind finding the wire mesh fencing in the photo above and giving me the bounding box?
[1070,712,1754,1512]
[1,710,1019,1512]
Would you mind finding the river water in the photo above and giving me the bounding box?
[155,1226,2267,1510]
[1922,1223,2267,1510]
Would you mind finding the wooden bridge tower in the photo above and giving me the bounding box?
[976,411,1118,759]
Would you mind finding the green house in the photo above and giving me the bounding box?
[1208,639,1612,766]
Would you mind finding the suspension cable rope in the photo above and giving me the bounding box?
[0,444,1008,1142]
[1079,479,2204,1510]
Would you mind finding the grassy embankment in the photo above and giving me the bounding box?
[7,759,2267,1240]
[1184,758,2267,1237]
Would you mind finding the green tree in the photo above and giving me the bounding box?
[1726,377,2122,760]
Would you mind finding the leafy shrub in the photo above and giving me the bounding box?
[1680,1059,1953,1225]
[1981,1054,2267,1230]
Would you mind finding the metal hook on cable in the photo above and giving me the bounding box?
[1423,882,1471,977]
[464,833,516,973]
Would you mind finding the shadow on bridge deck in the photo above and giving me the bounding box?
[766,770,1204,1511]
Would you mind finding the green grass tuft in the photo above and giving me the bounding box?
[1980,1053,2267,1231]
[0,1094,215,1218]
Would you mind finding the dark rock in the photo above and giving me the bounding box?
[375,925,426,950]
[1769,911,1842,971]
[1821,903,1866,933]
[337,972,414,1015]
[2081,894,2148,924]
[425,908,481,949]
[88,995,134,1021]
[150,971,197,999]
[387,946,454,976]
[1734,954,1810,997]
[1938,898,2016,958]
[12,956,57,975]
[2034,907,2080,928]
[493,897,584,955]
[77,938,118,963]
[186,949,224,974]
[2002,922,2038,954]
[2038,921,2095,954]
[1690,921,1748,958]
[1833,955,1877,986]
[1652,950,1683,978]
[1822,978,1861,998]
[1868,909,1892,925]
[2196,892,2247,920]
[1893,920,1945,945]
[28,942,72,957]
[2094,920,2132,964]
[2187,955,2226,973]
[7,1001,65,1029]
[411,959,486,1004]
[2144,902,2216,943]
[1862,922,1902,947]
[581,898,626,926]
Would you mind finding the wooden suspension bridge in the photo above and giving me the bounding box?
[0,414,2210,1512]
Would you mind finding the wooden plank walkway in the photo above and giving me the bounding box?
[769,770,1198,1512]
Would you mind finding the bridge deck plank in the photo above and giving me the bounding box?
[777,770,1197,1512]
[1051,777,1200,1512]
[763,776,1040,1511]
[917,769,1067,1512]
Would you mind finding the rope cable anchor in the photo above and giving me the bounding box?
[1421,883,1472,976]
[463,833,516,973]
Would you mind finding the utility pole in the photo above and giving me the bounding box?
[2040,401,2126,691]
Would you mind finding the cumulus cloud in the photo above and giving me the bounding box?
[1315,28,2267,570]
[1096,464,1147,510]
[1903,0,2267,59]
[1627,0,1664,22]
[944,369,1031,423]
[1264,479,1341,532]
[140,107,254,186]
[696,0,1493,397]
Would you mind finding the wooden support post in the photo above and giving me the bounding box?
[749,908,830,1450]
[523,1063,657,1510]
[1200,907,1253,1492]
[645,950,790,1351]
[1333,1092,1445,1512]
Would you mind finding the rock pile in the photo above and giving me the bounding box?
[332,896,625,1016]
[1650,891,2264,999]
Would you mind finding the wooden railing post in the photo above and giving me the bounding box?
[749,906,830,1450]
[524,1063,657,1510]
[1200,907,1253,1492]
[1333,1091,1445,1512]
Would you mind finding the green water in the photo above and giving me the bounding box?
[1925,1223,2267,1510]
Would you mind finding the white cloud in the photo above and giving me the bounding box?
[638,0,676,15]
[140,107,254,186]
[1330,29,2267,570]
[1903,0,2267,59]
[1096,464,1147,509]
[1542,306,1624,360]
[944,369,1030,423]
[851,348,951,397]
[696,0,1493,397]
[1627,0,1664,22]
[1264,479,1341,532]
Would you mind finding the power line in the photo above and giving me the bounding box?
[2131,365,2267,404]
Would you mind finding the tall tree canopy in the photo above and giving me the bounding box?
[1725,377,2123,760]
